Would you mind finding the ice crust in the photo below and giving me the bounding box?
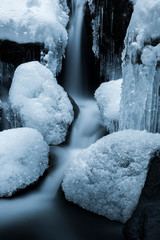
[120,0,160,133]
[0,127,49,197]
[0,0,69,75]
[62,130,160,223]
[9,61,74,145]
[95,79,122,133]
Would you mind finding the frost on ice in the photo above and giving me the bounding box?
[0,128,49,197]
[0,0,69,75]
[8,61,74,145]
[120,0,160,133]
[62,130,160,223]
[95,79,122,133]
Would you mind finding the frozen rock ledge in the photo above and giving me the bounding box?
[62,130,160,223]
[0,0,69,75]
[0,128,49,197]
[8,61,74,145]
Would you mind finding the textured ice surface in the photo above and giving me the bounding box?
[9,61,74,145]
[95,79,122,133]
[62,130,160,223]
[0,0,69,75]
[0,128,49,197]
[120,0,160,133]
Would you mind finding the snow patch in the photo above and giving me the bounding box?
[0,128,49,197]
[95,79,122,133]
[62,130,160,223]
[8,61,74,145]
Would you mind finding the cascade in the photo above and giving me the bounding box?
[65,0,86,97]
[0,1,124,239]
[64,0,105,149]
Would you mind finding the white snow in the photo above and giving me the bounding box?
[120,0,160,133]
[0,127,49,197]
[0,0,69,75]
[8,61,74,145]
[62,130,160,223]
[95,79,122,133]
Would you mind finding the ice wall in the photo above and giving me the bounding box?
[86,0,133,81]
[120,0,160,133]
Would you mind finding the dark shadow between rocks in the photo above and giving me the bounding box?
[123,150,160,240]
[0,40,44,90]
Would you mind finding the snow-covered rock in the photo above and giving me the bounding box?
[0,0,69,75]
[95,79,122,133]
[8,61,74,145]
[0,127,49,197]
[62,130,160,223]
[120,0,160,133]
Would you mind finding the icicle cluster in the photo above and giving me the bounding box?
[86,0,133,81]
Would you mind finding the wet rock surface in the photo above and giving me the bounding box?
[0,40,44,89]
[123,150,160,240]
[85,0,133,82]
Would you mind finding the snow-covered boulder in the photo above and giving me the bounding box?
[94,79,122,133]
[0,128,49,197]
[62,130,160,223]
[120,0,160,133]
[0,0,69,75]
[9,61,74,145]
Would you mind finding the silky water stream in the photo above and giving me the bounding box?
[0,1,124,239]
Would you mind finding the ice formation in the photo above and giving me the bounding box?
[0,128,49,197]
[95,79,122,133]
[120,0,160,133]
[86,0,133,81]
[62,130,160,223]
[9,61,74,145]
[0,0,69,75]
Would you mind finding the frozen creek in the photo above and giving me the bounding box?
[0,1,124,240]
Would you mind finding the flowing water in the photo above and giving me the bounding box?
[0,1,124,239]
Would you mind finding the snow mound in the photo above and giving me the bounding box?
[0,0,69,74]
[120,0,160,132]
[0,128,49,197]
[95,79,122,133]
[62,130,160,223]
[9,61,74,145]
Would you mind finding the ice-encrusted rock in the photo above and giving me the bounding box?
[120,0,160,133]
[62,130,160,223]
[9,61,74,145]
[94,79,122,133]
[0,0,69,75]
[0,128,49,197]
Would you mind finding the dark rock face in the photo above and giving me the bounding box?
[85,0,133,82]
[0,40,44,89]
[123,150,160,240]
[0,106,2,131]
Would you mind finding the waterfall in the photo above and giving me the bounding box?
[63,0,105,150]
[0,2,106,237]
[65,0,86,97]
